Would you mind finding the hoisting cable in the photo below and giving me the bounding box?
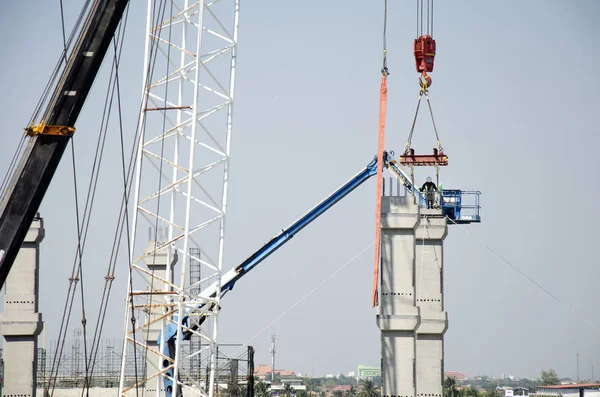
[59,0,93,389]
[372,0,389,307]
[425,90,443,153]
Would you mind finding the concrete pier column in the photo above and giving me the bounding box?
[143,241,177,397]
[0,215,45,397]
[415,210,448,397]
[377,196,420,397]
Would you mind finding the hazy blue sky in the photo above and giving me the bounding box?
[1,0,599,381]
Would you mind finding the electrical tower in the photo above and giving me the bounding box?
[119,1,240,397]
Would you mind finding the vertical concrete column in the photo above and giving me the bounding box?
[415,210,448,397]
[377,196,420,397]
[0,215,44,397]
[143,241,177,397]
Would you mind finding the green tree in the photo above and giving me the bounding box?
[359,379,379,397]
[255,381,272,397]
[333,391,344,397]
[283,384,294,397]
[539,370,560,386]
[483,389,497,397]
[297,390,308,397]
[459,386,480,397]
[325,379,337,389]
[238,385,248,397]
[444,377,459,397]
[345,385,358,397]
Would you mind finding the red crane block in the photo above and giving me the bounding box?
[414,35,436,73]
[399,148,448,166]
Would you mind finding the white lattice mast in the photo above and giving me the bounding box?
[119,1,239,396]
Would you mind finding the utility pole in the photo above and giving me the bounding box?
[576,351,580,383]
[269,334,277,384]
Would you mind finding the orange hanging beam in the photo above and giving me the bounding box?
[372,72,388,307]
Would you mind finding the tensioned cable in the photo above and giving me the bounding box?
[69,139,93,389]
[382,0,388,73]
[83,8,131,391]
[236,241,375,351]
[47,2,133,394]
[30,0,93,126]
[446,216,600,334]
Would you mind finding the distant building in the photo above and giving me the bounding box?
[560,379,576,385]
[357,365,381,379]
[445,371,467,381]
[535,383,600,397]
[503,387,530,397]
[348,371,356,377]
[253,364,298,381]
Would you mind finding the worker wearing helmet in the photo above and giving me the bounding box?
[420,176,438,209]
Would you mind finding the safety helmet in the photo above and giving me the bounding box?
[426,176,432,183]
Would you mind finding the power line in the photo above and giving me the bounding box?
[446,216,600,335]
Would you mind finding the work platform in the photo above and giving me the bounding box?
[381,174,481,224]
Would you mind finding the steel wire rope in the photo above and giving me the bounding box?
[47,2,133,393]
[63,0,169,388]
[404,94,423,153]
[235,240,375,353]
[382,0,388,74]
[445,216,600,334]
[48,1,94,391]
[78,6,139,394]
[58,0,93,388]
[425,95,443,152]
[69,139,93,391]
[82,8,134,392]
[431,0,434,37]
[30,0,93,126]
[426,0,430,35]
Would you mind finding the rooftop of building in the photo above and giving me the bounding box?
[538,384,600,389]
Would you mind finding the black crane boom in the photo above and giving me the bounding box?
[0,0,130,286]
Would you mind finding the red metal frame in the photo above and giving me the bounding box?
[399,148,448,166]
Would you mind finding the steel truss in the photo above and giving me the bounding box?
[119,1,239,396]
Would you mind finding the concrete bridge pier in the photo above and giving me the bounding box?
[0,215,45,397]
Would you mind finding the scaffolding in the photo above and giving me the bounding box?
[0,337,254,393]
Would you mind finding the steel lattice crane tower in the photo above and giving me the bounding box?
[118,1,240,397]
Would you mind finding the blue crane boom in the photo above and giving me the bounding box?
[160,152,391,397]
[159,151,480,396]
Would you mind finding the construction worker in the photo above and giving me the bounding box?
[420,176,437,209]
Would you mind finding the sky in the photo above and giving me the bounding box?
[1,0,600,382]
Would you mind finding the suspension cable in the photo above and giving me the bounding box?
[425,94,443,152]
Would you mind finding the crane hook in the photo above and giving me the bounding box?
[419,73,432,90]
